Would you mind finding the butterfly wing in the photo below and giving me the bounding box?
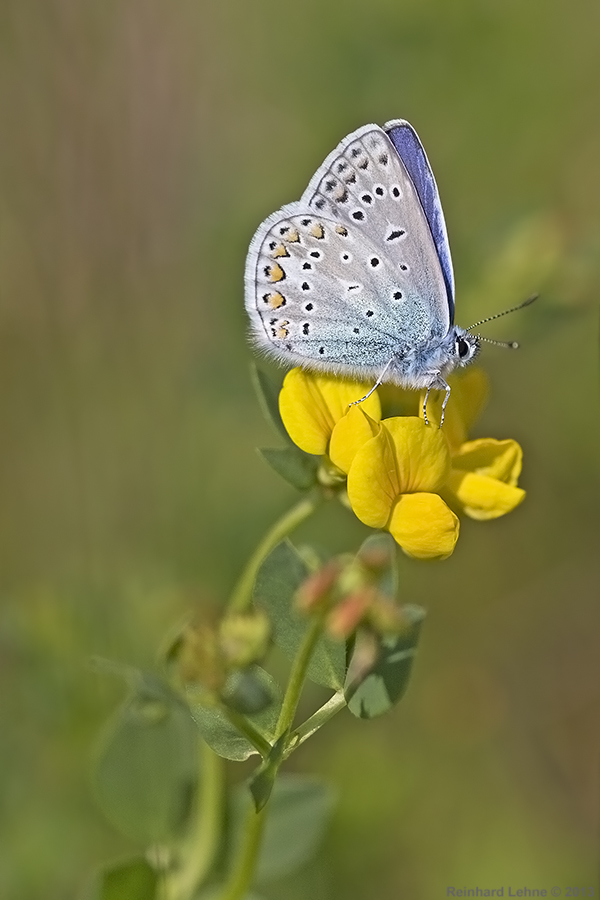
[245,124,451,381]
[385,119,455,322]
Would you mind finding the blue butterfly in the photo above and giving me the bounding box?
[245,120,531,423]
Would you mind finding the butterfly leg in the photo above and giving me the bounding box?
[350,357,394,407]
[423,379,451,427]
[439,379,451,427]
[422,387,432,425]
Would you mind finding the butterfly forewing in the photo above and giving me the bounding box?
[385,119,455,319]
[245,124,451,380]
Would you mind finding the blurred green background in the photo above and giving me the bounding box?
[1,1,599,897]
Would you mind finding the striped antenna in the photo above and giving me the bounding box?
[467,293,539,332]
[478,336,520,350]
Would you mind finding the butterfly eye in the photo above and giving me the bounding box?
[457,338,470,359]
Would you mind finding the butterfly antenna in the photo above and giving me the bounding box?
[477,335,520,350]
[467,293,539,331]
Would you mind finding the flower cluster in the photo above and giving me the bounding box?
[279,367,525,560]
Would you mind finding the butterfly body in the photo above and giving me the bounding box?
[244,120,479,404]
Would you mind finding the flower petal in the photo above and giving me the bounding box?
[445,470,526,520]
[388,493,460,559]
[346,417,451,528]
[346,429,398,529]
[383,417,451,494]
[452,438,522,485]
[329,406,380,474]
[279,369,381,455]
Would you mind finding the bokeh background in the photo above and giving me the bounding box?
[1,1,599,897]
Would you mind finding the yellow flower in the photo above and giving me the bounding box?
[418,368,525,520]
[277,366,525,560]
[279,368,381,455]
[444,438,525,520]
[344,417,459,560]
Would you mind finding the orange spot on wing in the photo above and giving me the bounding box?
[267,263,285,282]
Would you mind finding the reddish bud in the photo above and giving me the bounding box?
[296,560,342,613]
[326,587,376,640]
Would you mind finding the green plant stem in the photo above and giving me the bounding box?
[228,492,324,613]
[218,613,326,900]
[166,743,225,900]
[222,706,272,758]
[286,689,346,756]
[218,804,268,900]
[275,613,326,739]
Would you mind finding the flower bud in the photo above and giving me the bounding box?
[175,621,225,692]
[344,628,380,692]
[326,587,376,640]
[218,610,271,668]
[295,560,343,614]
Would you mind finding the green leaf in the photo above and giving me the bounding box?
[221,667,277,715]
[248,733,287,811]
[345,605,426,718]
[357,532,398,599]
[253,541,346,690]
[257,446,319,491]
[94,673,198,842]
[188,668,281,761]
[87,857,158,900]
[251,365,290,443]
[229,775,335,884]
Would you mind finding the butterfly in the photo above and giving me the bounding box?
[244,119,531,423]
